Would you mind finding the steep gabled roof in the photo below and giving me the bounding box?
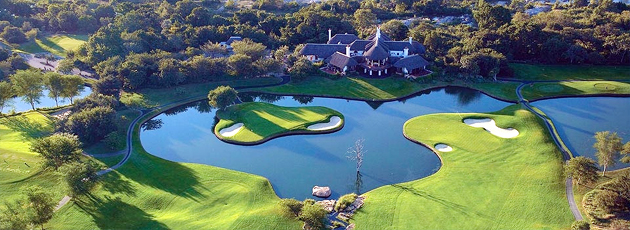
[326,52,358,69]
[364,38,390,61]
[367,32,391,41]
[226,36,242,45]
[349,40,371,51]
[328,34,359,44]
[383,41,426,55]
[300,44,346,58]
[393,55,429,70]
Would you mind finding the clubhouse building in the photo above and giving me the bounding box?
[300,27,430,77]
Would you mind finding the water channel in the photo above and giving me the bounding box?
[140,87,630,199]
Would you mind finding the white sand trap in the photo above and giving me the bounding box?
[219,123,244,137]
[307,116,342,131]
[463,118,519,138]
[435,144,453,152]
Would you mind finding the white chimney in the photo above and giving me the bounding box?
[409,37,412,44]
[376,26,381,39]
[403,47,408,57]
[328,29,332,41]
[346,45,351,56]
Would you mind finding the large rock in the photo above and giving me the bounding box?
[312,186,331,198]
[315,199,336,213]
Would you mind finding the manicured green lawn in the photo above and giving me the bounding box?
[16,34,88,56]
[215,102,343,144]
[50,127,301,229]
[352,105,574,229]
[511,63,630,81]
[521,81,630,101]
[259,75,446,101]
[468,81,520,102]
[120,77,282,108]
[0,112,67,205]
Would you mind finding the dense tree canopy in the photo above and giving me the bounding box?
[31,132,83,170]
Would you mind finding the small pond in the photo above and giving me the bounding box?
[140,87,512,199]
[533,97,630,170]
[6,87,92,113]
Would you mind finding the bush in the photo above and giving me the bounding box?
[279,198,303,218]
[571,220,589,230]
[71,94,119,113]
[207,85,238,110]
[334,193,357,212]
[63,106,117,145]
[0,26,26,44]
[299,203,327,230]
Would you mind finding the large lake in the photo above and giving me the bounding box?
[140,87,630,199]
[140,87,512,199]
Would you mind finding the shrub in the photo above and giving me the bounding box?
[64,106,117,144]
[299,203,327,230]
[279,198,303,218]
[334,193,357,212]
[207,85,238,110]
[571,220,589,230]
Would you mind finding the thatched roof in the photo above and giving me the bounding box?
[393,55,429,70]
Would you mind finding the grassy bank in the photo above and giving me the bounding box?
[352,105,573,229]
[120,77,282,108]
[16,34,88,56]
[215,102,343,144]
[511,63,630,81]
[521,81,630,101]
[50,125,301,229]
[573,167,630,224]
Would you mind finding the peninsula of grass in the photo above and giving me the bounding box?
[352,105,574,229]
[16,34,88,56]
[214,102,343,145]
[49,125,301,229]
[511,63,630,81]
[521,81,630,101]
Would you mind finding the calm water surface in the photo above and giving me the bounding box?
[140,87,512,199]
[7,87,92,113]
[533,97,630,170]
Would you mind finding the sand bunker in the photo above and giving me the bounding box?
[307,116,342,131]
[219,123,244,137]
[435,144,453,152]
[463,118,519,138]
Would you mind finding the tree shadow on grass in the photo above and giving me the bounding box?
[361,173,490,219]
[75,195,168,229]
[119,147,206,201]
[0,115,51,139]
[99,171,136,197]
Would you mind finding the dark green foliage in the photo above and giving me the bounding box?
[227,53,255,78]
[571,220,589,230]
[459,49,506,80]
[334,193,357,212]
[25,186,55,230]
[59,161,99,197]
[0,26,26,44]
[93,76,122,98]
[208,86,238,110]
[59,74,85,104]
[63,106,117,145]
[289,57,318,82]
[0,48,9,62]
[0,81,13,114]
[279,198,303,217]
[380,20,409,41]
[44,72,64,107]
[473,0,512,30]
[30,132,83,170]
[184,56,228,82]
[231,39,267,61]
[7,55,29,71]
[0,200,28,230]
[70,94,118,113]
[565,157,599,186]
[299,203,327,230]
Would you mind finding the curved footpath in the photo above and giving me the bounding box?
[515,82,583,221]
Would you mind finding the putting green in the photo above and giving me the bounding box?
[215,102,343,144]
[352,105,573,229]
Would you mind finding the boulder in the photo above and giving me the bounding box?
[315,199,336,213]
[312,186,331,198]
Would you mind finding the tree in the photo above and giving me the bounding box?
[44,72,64,107]
[59,161,98,197]
[460,49,506,80]
[347,139,366,173]
[0,26,27,44]
[593,131,623,176]
[380,20,409,41]
[353,9,377,29]
[9,69,44,110]
[621,142,630,163]
[200,42,228,58]
[59,75,85,103]
[0,200,28,230]
[227,54,254,78]
[0,81,13,114]
[289,57,317,82]
[231,39,267,61]
[564,157,599,186]
[25,186,55,230]
[473,0,512,30]
[208,86,238,110]
[64,106,117,145]
[299,203,327,230]
[31,132,83,170]
[279,198,303,218]
[93,76,121,98]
